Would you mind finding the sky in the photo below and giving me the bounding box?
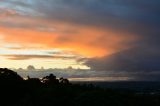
[0,0,160,81]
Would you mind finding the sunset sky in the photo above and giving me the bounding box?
[0,0,160,80]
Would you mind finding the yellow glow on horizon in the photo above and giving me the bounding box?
[69,77,129,82]
[0,58,89,69]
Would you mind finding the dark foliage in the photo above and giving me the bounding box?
[0,68,160,106]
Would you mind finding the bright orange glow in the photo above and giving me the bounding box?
[0,9,138,69]
[0,23,137,58]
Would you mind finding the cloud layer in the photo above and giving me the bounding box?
[0,0,160,80]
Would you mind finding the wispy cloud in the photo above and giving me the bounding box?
[3,54,77,60]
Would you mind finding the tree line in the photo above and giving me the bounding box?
[0,68,160,106]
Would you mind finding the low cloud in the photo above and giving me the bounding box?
[15,67,128,81]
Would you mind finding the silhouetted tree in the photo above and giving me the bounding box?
[0,68,23,82]
[59,77,70,84]
[42,74,59,84]
[27,77,41,85]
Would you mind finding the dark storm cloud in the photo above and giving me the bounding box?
[48,0,159,80]
[2,0,160,28]
[85,46,160,71]
[84,45,160,80]
[38,0,160,32]
[30,0,160,57]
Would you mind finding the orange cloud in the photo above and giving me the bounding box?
[0,19,138,58]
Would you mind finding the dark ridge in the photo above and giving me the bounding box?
[1,68,160,106]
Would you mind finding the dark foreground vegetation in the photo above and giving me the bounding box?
[0,68,160,106]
